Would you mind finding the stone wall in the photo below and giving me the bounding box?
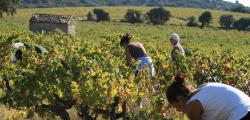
[29,22,75,35]
[68,25,76,35]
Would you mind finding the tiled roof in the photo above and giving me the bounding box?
[30,13,73,24]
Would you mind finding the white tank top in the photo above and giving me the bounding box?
[187,83,250,120]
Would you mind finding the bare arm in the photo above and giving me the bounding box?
[124,46,132,67]
[186,100,204,120]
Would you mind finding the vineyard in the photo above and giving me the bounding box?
[0,7,250,120]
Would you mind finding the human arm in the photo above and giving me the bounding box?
[186,100,204,120]
[124,46,132,67]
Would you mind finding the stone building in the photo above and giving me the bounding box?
[29,13,76,35]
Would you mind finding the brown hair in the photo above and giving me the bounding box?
[120,34,132,46]
[166,75,193,104]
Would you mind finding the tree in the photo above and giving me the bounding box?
[0,0,20,17]
[86,11,95,21]
[93,9,110,22]
[233,18,250,31]
[199,11,213,28]
[123,9,143,24]
[146,7,171,25]
[219,15,234,29]
[187,16,199,27]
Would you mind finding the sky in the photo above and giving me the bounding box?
[224,0,250,7]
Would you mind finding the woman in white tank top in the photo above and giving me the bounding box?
[166,75,250,120]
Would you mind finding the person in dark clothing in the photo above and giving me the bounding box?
[12,42,24,62]
[14,49,23,61]
[12,42,48,62]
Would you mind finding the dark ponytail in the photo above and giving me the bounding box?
[120,34,132,46]
[166,75,193,104]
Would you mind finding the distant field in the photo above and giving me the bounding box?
[3,6,250,26]
[0,6,250,55]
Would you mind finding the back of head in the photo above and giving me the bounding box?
[166,75,192,104]
[120,34,132,46]
[170,33,180,42]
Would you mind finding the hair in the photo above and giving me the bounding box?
[166,75,193,104]
[120,34,132,46]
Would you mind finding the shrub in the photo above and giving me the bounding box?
[123,9,143,23]
[93,9,110,21]
[86,11,95,21]
[146,7,171,25]
[199,11,213,28]
[233,17,250,31]
[219,15,235,29]
[187,16,199,27]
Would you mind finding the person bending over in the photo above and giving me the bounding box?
[166,75,250,120]
[120,34,155,79]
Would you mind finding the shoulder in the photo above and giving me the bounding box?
[131,41,142,45]
[187,100,203,111]
[174,45,183,50]
[128,42,135,46]
[129,42,144,47]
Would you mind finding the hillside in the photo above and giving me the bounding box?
[19,0,239,10]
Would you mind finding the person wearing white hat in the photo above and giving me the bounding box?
[12,42,24,62]
[170,33,185,63]
[13,42,24,49]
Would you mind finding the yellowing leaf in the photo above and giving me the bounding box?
[120,79,126,84]
[139,92,145,97]
[117,106,122,112]
[225,63,233,69]
[57,90,64,98]
[162,64,169,69]
[201,63,208,69]
[111,88,118,96]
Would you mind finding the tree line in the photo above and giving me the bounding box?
[0,0,19,17]
[86,8,250,31]
[0,0,249,18]
[0,1,249,31]
[19,0,238,11]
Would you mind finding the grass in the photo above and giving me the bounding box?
[1,6,250,55]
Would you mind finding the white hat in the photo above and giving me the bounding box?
[13,42,24,49]
[170,33,180,42]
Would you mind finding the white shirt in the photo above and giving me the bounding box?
[187,83,250,120]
